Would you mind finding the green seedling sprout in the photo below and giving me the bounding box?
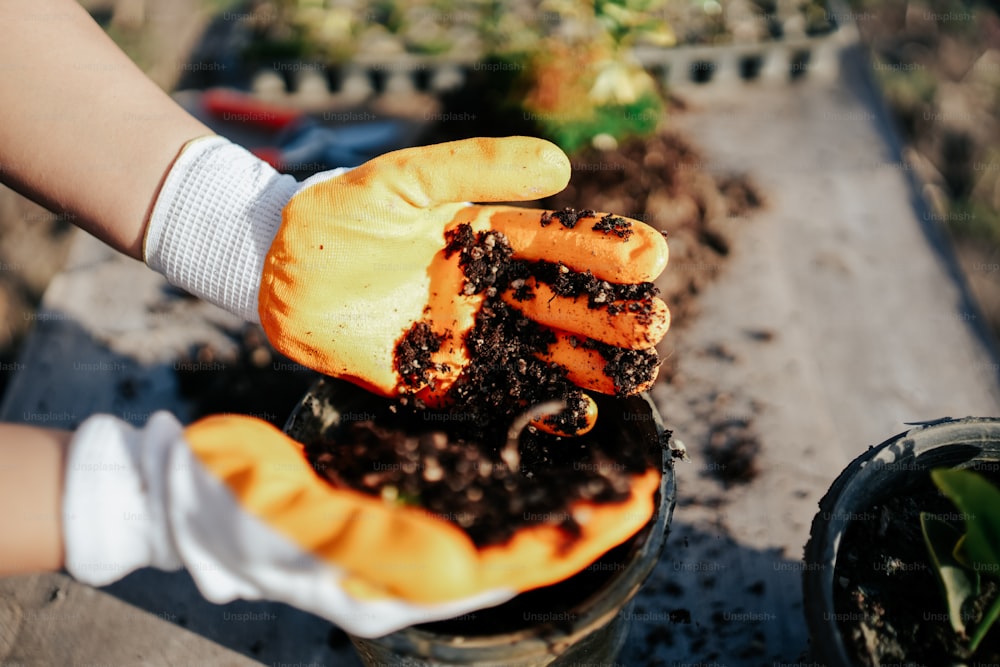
[922,467,1000,653]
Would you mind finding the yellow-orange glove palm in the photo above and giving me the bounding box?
[258,137,670,403]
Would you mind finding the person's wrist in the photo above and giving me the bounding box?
[143,136,299,322]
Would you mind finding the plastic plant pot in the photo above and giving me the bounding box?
[285,377,676,667]
[802,416,1000,667]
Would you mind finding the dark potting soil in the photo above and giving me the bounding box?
[303,391,665,548]
[305,210,668,548]
[441,214,662,402]
[832,463,1000,665]
[295,378,668,637]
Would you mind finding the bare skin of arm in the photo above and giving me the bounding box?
[0,0,211,259]
[0,425,71,574]
[0,1,210,573]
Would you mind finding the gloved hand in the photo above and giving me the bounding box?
[144,135,670,406]
[63,412,660,637]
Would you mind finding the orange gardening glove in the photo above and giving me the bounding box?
[145,135,669,413]
[62,412,660,637]
[258,136,670,405]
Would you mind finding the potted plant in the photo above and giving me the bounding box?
[803,416,1000,666]
[921,466,1000,657]
[284,377,676,667]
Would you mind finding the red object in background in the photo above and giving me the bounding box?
[201,89,301,166]
[248,146,285,169]
[201,88,302,131]
[196,87,406,173]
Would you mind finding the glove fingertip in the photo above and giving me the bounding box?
[511,136,571,199]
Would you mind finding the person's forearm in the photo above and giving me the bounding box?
[0,423,71,575]
[0,0,212,259]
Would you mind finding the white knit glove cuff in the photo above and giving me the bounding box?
[63,412,185,585]
[144,136,299,322]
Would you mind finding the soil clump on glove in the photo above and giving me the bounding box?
[304,209,668,548]
[433,213,661,409]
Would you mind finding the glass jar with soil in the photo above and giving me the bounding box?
[284,377,676,667]
[803,417,1000,666]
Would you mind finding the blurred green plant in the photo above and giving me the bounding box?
[947,199,1000,245]
[848,0,1000,239]
[239,0,676,153]
[872,56,938,110]
[241,0,355,63]
[504,0,675,153]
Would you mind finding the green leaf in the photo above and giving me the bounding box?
[930,467,1000,650]
[971,594,1000,652]
[922,511,978,637]
[954,532,970,568]
[932,468,1000,575]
